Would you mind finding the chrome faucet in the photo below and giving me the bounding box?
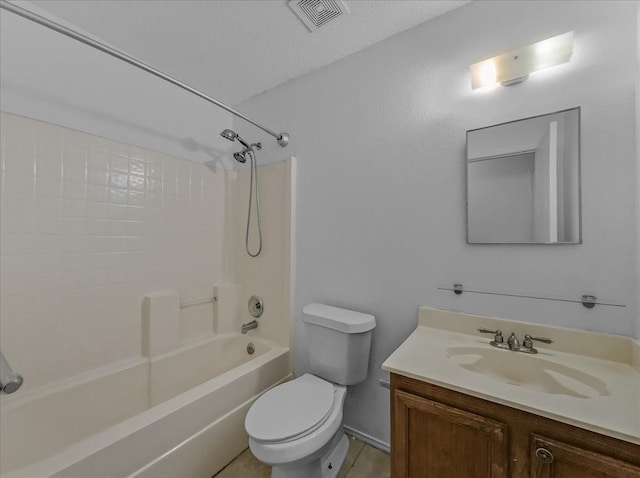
[478,329,553,354]
[1,351,23,394]
[241,320,258,334]
[507,332,520,350]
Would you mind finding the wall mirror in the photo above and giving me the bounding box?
[466,107,581,244]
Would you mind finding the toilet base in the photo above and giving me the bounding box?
[320,432,349,478]
[271,431,349,478]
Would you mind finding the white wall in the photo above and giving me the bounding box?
[238,0,639,447]
[0,4,234,167]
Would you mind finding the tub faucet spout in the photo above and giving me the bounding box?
[241,320,258,334]
[1,351,23,394]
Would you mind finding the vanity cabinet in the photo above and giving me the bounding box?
[391,373,640,478]
[394,389,509,477]
[530,435,640,478]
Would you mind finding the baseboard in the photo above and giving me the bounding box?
[343,425,390,454]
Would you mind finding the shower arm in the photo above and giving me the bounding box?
[0,0,289,148]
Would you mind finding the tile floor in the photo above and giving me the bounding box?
[214,435,390,478]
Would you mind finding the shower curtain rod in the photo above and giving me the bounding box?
[0,0,290,147]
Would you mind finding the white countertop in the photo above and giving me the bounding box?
[382,308,640,445]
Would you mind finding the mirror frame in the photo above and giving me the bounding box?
[465,107,582,245]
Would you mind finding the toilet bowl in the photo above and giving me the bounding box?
[244,304,376,478]
[246,374,348,478]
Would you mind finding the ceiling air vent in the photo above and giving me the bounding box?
[288,0,350,32]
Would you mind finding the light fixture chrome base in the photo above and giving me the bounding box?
[500,74,529,87]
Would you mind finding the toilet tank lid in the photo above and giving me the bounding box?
[302,303,376,333]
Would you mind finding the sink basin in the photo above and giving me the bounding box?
[447,346,610,399]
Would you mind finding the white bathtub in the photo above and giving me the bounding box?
[0,334,290,477]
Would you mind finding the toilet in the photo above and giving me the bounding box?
[245,303,376,478]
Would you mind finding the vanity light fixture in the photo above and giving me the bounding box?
[470,31,574,90]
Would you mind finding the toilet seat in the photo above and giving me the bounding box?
[245,374,335,443]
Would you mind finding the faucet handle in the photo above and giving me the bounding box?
[478,328,504,343]
[523,334,553,348]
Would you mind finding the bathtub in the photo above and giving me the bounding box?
[0,334,290,477]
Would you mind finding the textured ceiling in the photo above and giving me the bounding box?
[27,0,470,106]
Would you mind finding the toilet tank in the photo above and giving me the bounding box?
[302,303,376,386]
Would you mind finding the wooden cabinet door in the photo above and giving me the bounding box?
[392,389,509,478]
[531,435,640,478]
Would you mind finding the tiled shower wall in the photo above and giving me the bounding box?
[0,113,227,393]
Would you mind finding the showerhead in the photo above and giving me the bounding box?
[220,129,237,141]
[233,142,261,164]
[220,128,251,149]
[220,129,261,164]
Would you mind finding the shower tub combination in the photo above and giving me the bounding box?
[0,4,294,477]
[0,335,290,477]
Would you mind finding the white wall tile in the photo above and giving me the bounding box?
[108,203,129,220]
[63,217,87,235]
[62,148,87,182]
[129,174,145,191]
[3,214,35,234]
[0,113,229,392]
[87,184,109,203]
[2,234,36,256]
[107,219,128,236]
[4,172,35,195]
[36,176,62,197]
[35,121,63,165]
[4,192,34,215]
[1,254,36,276]
[146,155,163,179]
[4,116,35,174]
[35,196,62,217]
[88,150,109,170]
[108,187,128,205]
[36,216,63,235]
[129,158,145,176]
[109,155,129,172]
[86,201,109,219]
[109,171,128,189]
[62,180,87,200]
[87,168,109,186]
[36,254,64,273]
[35,156,63,179]
[62,198,88,217]
[146,178,162,194]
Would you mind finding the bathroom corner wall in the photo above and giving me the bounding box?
[227,159,295,352]
[0,113,227,393]
[238,0,639,447]
[636,1,640,340]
